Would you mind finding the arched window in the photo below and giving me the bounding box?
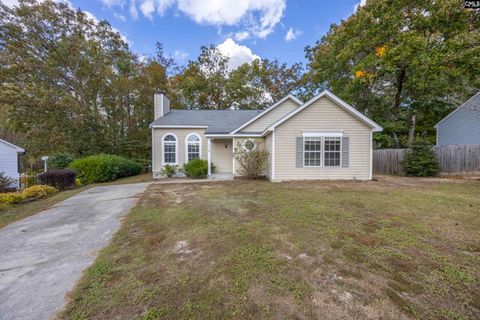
[162,133,177,165]
[186,133,201,162]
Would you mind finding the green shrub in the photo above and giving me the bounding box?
[21,185,57,198]
[401,139,440,177]
[182,158,208,178]
[160,164,177,178]
[0,192,25,204]
[49,153,74,169]
[0,185,57,204]
[233,139,269,179]
[69,154,142,184]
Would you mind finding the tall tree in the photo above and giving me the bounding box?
[227,59,305,109]
[175,45,230,110]
[306,0,480,147]
[174,46,306,110]
[0,0,168,161]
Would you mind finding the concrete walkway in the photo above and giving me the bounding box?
[0,183,149,320]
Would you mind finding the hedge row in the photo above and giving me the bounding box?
[39,169,77,190]
[69,154,142,184]
[0,185,57,204]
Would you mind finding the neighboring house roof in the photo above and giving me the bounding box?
[229,95,303,134]
[267,90,383,132]
[0,139,25,153]
[434,91,480,128]
[150,110,262,134]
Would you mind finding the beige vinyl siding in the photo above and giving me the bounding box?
[264,133,273,179]
[274,96,372,181]
[240,99,298,133]
[152,128,207,173]
[211,139,233,173]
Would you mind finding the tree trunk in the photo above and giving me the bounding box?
[408,114,416,145]
[391,66,407,149]
[392,132,400,148]
[393,67,406,110]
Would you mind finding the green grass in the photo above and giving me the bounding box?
[0,187,86,228]
[58,177,480,319]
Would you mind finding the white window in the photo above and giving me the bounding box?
[303,133,342,167]
[304,137,322,167]
[186,133,201,162]
[162,133,177,165]
[324,137,341,167]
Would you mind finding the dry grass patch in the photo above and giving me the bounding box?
[59,178,480,320]
[0,187,86,228]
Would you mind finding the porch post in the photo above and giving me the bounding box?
[207,138,212,176]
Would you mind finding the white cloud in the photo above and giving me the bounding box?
[139,0,155,19]
[122,0,285,39]
[156,0,175,15]
[217,38,260,70]
[100,0,125,5]
[1,0,20,6]
[234,31,250,41]
[173,50,189,62]
[84,10,100,23]
[354,0,367,12]
[285,27,302,42]
[113,12,127,21]
[129,0,139,19]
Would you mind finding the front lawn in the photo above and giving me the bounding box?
[59,177,480,319]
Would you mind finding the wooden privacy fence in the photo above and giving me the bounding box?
[373,144,480,175]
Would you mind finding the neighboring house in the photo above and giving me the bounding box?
[150,90,382,181]
[435,91,480,146]
[0,139,25,188]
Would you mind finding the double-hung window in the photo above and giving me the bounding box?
[186,134,201,162]
[303,133,342,167]
[304,137,322,167]
[162,134,177,165]
[324,137,341,167]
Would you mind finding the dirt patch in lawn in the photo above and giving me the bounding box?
[58,178,480,320]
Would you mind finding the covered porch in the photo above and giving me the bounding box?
[207,137,235,178]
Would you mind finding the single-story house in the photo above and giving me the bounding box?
[0,139,25,188]
[150,90,382,181]
[435,91,480,146]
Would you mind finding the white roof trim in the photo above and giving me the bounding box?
[150,125,208,129]
[266,90,383,132]
[303,131,344,137]
[434,91,480,128]
[229,94,303,134]
[205,133,264,138]
[0,139,25,153]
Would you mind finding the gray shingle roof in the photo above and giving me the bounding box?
[150,110,262,134]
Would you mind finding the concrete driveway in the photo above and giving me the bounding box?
[0,183,149,320]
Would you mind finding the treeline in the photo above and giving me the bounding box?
[0,0,479,164]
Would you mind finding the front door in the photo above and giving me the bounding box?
[211,139,233,173]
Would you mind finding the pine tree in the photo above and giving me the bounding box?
[401,139,440,177]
